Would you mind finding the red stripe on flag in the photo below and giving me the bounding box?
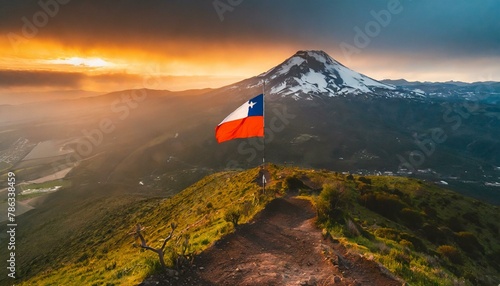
[215,116,264,143]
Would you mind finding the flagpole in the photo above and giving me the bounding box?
[262,80,266,194]
[262,80,266,168]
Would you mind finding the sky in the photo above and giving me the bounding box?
[1,0,500,99]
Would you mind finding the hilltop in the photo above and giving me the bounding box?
[144,196,401,286]
[6,165,499,285]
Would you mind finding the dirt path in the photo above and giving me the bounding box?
[143,196,402,285]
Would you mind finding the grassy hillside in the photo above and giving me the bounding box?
[280,167,500,285]
[5,168,275,286]
[5,165,500,285]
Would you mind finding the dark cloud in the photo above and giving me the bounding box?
[0,69,142,88]
[0,69,238,90]
[2,0,499,57]
[1,0,499,82]
[0,70,83,87]
[0,1,390,54]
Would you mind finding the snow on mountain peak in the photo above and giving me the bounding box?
[257,50,396,98]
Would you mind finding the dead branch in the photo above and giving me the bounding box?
[132,222,178,276]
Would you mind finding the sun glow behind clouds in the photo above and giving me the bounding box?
[46,57,115,68]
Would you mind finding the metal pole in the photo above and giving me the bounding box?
[262,80,266,168]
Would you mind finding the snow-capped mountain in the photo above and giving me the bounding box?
[221,50,497,102]
[224,50,410,99]
[261,50,396,97]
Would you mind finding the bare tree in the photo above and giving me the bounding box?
[224,208,241,227]
[132,222,178,276]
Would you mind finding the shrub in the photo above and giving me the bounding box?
[399,208,424,229]
[421,223,446,245]
[462,212,481,226]
[437,245,462,265]
[374,228,400,241]
[455,232,483,254]
[422,205,437,218]
[77,252,90,263]
[359,192,406,219]
[144,256,163,274]
[224,208,241,227]
[320,183,346,209]
[357,182,371,191]
[388,188,404,198]
[446,216,464,232]
[400,233,427,252]
[358,176,372,185]
[317,183,347,224]
[389,248,410,265]
[399,239,414,250]
[284,176,308,191]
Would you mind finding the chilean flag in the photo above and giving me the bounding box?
[215,94,264,143]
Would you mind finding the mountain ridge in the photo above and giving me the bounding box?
[221,50,406,100]
[3,50,499,106]
[6,166,499,285]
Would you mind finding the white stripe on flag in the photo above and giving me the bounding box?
[218,101,250,125]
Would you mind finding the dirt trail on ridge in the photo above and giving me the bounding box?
[142,196,403,286]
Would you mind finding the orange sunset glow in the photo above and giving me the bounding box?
[0,35,299,93]
[0,0,499,104]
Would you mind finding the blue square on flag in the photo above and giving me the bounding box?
[247,94,264,117]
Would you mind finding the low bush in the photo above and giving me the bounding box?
[399,239,414,250]
[389,248,411,265]
[374,228,400,241]
[455,232,483,254]
[224,208,241,227]
[359,192,406,219]
[462,212,482,226]
[317,183,347,224]
[358,176,372,185]
[437,245,462,265]
[399,233,427,252]
[284,176,308,191]
[446,216,464,232]
[421,223,446,245]
[399,208,424,229]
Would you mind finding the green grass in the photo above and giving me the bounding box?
[13,168,276,286]
[307,171,500,286]
[6,165,500,286]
